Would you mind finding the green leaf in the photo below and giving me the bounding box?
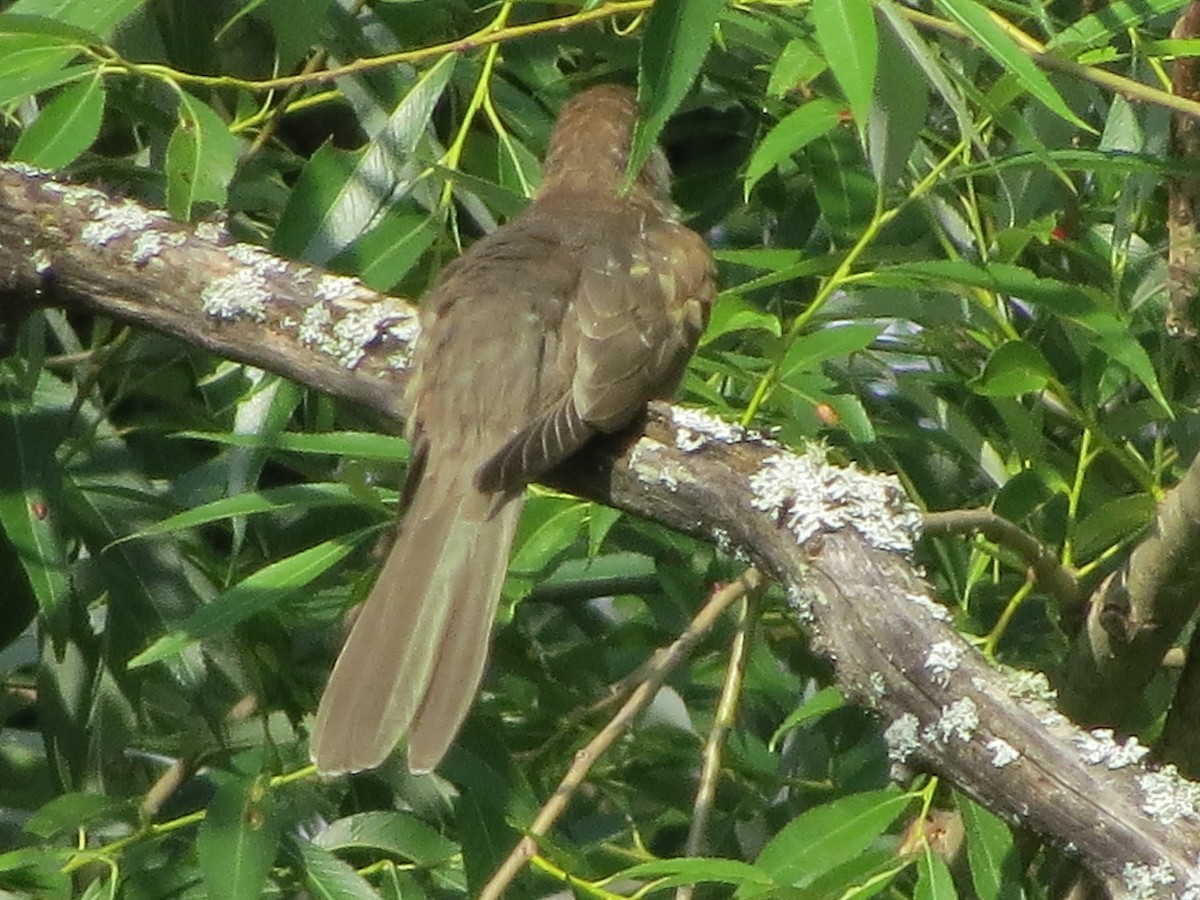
[11,73,104,168]
[328,208,438,292]
[959,795,1022,900]
[769,685,845,750]
[128,527,377,668]
[24,792,117,838]
[292,837,378,899]
[807,131,877,243]
[1047,0,1189,54]
[165,92,239,220]
[767,38,828,97]
[812,0,877,128]
[1072,494,1154,563]
[296,54,455,265]
[617,857,775,892]
[868,23,928,186]
[174,429,410,460]
[629,0,724,184]
[0,13,103,44]
[120,483,377,542]
[5,0,146,39]
[701,293,782,345]
[197,775,281,900]
[508,497,588,576]
[915,848,958,900]
[931,0,1089,131]
[972,340,1055,396]
[780,323,884,378]
[744,98,842,198]
[0,374,71,652]
[876,0,973,146]
[314,811,457,866]
[750,788,912,890]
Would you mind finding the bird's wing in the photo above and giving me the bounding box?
[474,219,713,493]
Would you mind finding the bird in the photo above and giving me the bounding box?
[310,83,716,775]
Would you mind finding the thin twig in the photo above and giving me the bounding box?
[478,567,763,900]
[675,592,757,900]
[923,507,1081,616]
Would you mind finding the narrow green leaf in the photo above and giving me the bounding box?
[128,528,376,668]
[314,811,457,866]
[197,775,281,900]
[297,54,455,265]
[931,0,1089,131]
[628,0,724,185]
[1047,0,1189,53]
[0,377,71,652]
[293,837,378,900]
[0,13,103,44]
[0,59,91,107]
[877,0,973,147]
[751,788,911,890]
[769,685,845,749]
[812,0,877,127]
[119,483,375,543]
[1072,494,1154,563]
[767,38,828,97]
[868,23,928,186]
[701,293,782,345]
[959,795,1022,900]
[11,73,104,169]
[807,131,878,242]
[5,0,146,39]
[780,323,885,379]
[744,97,841,198]
[617,857,775,891]
[972,340,1055,396]
[165,91,239,220]
[915,848,959,900]
[174,429,410,460]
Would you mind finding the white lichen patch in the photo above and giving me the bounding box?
[201,269,271,321]
[1183,863,1200,900]
[749,447,922,553]
[316,272,367,302]
[81,199,167,248]
[195,220,229,244]
[924,640,965,687]
[228,241,289,275]
[3,161,49,178]
[906,591,951,621]
[629,436,695,492]
[31,248,51,275]
[294,296,417,369]
[1076,728,1149,770]
[670,407,750,452]
[41,180,109,209]
[868,670,887,699]
[1137,766,1200,826]
[922,697,978,744]
[1122,860,1176,899]
[1004,669,1057,703]
[987,737,1020,768]
[884,713,921,762]
[298,303,334,346]
[131,230,186,266]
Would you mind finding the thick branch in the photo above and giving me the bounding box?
[1060,446,1200,727]
[3,164,1199,896]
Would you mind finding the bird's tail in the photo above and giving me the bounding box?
[310,464,521,774]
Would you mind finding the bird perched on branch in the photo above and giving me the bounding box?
[310,83,716,775]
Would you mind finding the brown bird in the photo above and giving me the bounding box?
[310,84,716,775]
